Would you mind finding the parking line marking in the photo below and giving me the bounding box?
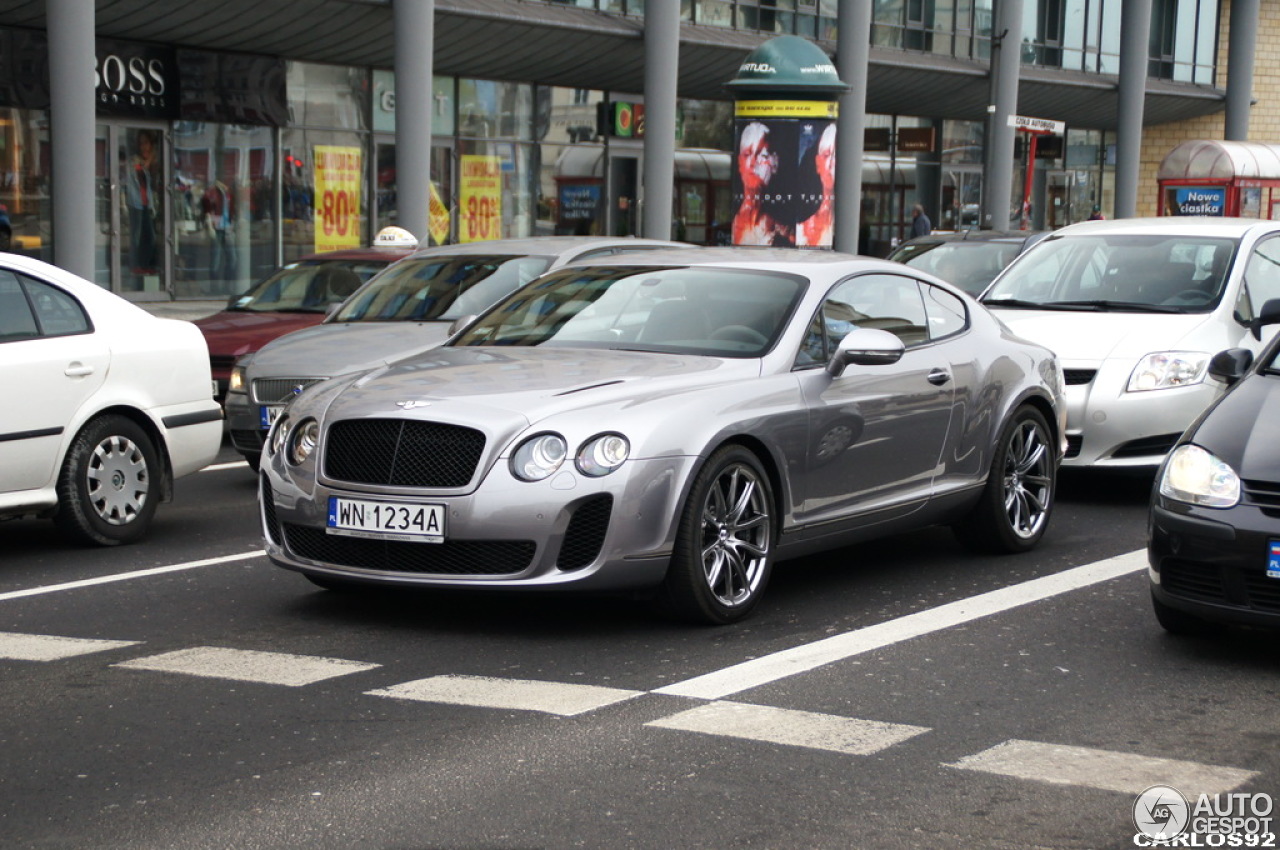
[114,646,379,687]
[654,549,1148,701]
[947,739,1259,796]
[647,700,930,755]
[368,674,645,716]
[0,551,264,602]
[0,632,141,661]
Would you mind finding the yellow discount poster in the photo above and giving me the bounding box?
[313,145,362,254]
[429,181,451,245]
[459,155,502,243]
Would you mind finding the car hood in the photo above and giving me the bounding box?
[990,310,1210,361]
[248,321,455,377]
[1188,374,1280,481]
[193,310,326,358]
[322,346,759,430]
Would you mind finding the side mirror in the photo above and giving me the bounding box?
[1250,297,1280,340]
[1207,348,1253,386]
[826,327,906,377]
[447,314,479,337]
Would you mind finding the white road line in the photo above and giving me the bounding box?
[368,674,645,716]
[114,646,379,687]
[201,460,250,472]
[654,549,1148,701]
[0,632,141,661]
[0,551,264,602]
[647,700,930,755]
[948,739,1258,796]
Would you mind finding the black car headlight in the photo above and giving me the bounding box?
[511,433,568,481]
[576,433,630,477]
[1159,444,1240,508]
[288,418,320,466]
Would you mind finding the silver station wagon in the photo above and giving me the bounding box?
[224,236,686,470]
[260,248,1066,624]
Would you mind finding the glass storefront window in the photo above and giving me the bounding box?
[286,62,369,132]
[172,122,278,299]
[0,109,53,264]
[458,79,534,141]
[280,129,368,264]
[457,139,536,241]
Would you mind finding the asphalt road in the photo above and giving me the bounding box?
[1,439,1276,849]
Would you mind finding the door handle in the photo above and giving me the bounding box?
[927,368,951,386]
[65,362,94,377]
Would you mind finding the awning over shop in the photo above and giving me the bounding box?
[1158,139,1280,182]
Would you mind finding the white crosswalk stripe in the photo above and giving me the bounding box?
[0,631,140,661]
[114,646,380,687]
[947,739,1259,796]
[646,700,930,756]
[367,674,644,716]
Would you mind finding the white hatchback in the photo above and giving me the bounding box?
[0,256,223,544]
[981,217,1280,469]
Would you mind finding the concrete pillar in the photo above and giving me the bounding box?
[982,0,1023,231]
[48,0,95,279]
[1114,0,1152,219]
[394,0,434,243]
[1225,0,1260,141]
[642,0,679,241]
[834,0,872,254]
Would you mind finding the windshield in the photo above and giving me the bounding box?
[229,260,386,312]
[451,265,806,357]
[894,241,1023,295]
[982,234,1237,313]
[333,254,552,323]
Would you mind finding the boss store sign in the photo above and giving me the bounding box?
[95,38,179,119]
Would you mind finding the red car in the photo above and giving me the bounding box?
[194,228,418,400]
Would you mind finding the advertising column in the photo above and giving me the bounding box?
[725,36,848,248]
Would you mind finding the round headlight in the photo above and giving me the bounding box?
[288,418,320,465]
[1159,444,1240,508]
[576,433,630,477]
[268,415,290,457]
[511,433,567,481]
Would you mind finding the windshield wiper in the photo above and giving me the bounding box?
[981,298,1076,310]
[1044,300,1183,313]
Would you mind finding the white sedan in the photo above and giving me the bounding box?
[0,256,223,544]
[981,217,1280,468]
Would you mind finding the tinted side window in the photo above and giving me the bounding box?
[1242,236,1280,320]
[923,283,967,340]
[0,271,38,341]
[23,275,91,337]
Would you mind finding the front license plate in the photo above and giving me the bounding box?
[259,405,283,430]
[327,497,445,543]
[1268,540,1280,579]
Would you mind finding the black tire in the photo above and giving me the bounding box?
[954,405,1056,553]
[54,414,161,546]
[658,445,775,625]
[1151,593,1222,636]
[242,450,261,473]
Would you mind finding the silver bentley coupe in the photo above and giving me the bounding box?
[260,248,1066,624]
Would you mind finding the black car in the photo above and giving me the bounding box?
[887,229,1046,296]
[1148,300,1280,633]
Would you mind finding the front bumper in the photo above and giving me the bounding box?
[261,452,698,594]
[1063,369,1221,469]
[1148,499,1280,628]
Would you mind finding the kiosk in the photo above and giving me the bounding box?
[1158,139,1280,219]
